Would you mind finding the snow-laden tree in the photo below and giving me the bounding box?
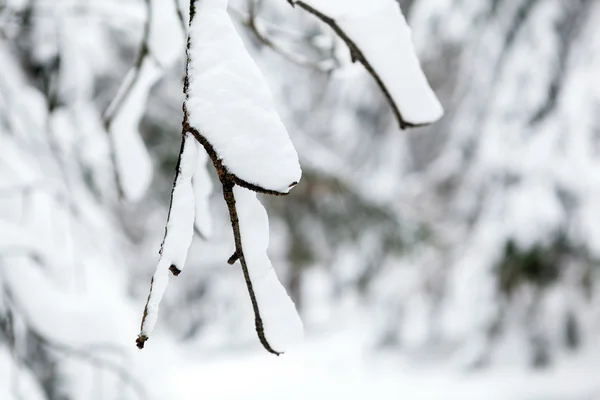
[0,0,442,397]
[136,0,442,355]
[1,0,599,398]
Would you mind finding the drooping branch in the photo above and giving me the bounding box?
[185,122,287,356]
[136,132,196,349]
[137,0,305,355]
[287,0,444,129]
[221,182,282,355]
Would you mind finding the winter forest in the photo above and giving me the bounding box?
[1,0,599,399]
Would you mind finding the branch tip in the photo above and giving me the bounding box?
[136,335,148,349]
[169,264,182,276]
[227,252,240,265]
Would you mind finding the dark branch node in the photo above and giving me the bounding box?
[169,264,181,276]
[135,335,148,349]
[227,252,240,265]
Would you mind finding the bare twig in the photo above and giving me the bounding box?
[241,0,336,71]
[173,0,187,34]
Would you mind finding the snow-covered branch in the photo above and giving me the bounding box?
[138,0,302,355]
[287,0,444,128]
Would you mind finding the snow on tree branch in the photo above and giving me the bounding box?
[237,0,337,72]
[137,133,197,348]
[186,0,301,194]
[288,0,444,128]
[228,186,303,354]
[104,0,185,201]
[104,58,158,202]
[138,0,302,355]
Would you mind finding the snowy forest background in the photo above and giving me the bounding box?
[1,0,599,399]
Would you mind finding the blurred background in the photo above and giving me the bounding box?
[1,0,599,398]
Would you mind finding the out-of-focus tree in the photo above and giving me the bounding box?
[1,0,600,399]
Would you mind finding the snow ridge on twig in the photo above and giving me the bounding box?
[288,0,444,128]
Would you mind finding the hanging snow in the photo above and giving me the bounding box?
[233,186,304,354]
[138,133,197,347]
[105,0,186,201]
[186,0,302,194]
[106,58,158,202]
[290,0,444,128]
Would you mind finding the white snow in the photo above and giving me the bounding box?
[105,0,185,201]
[107,58,159,202]
[193,141,213,238]
[140,133,198,339]
[173,327,600,400]
[148,0,186,66]
[291,0,444,126]
[234,186,303,353]
[186,0,302,193]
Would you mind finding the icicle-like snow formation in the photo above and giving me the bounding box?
[106,0,186,201]
[186,0,302,193]
[234,186,304,353]
[106,58,159,202]
[193,141,213,238]
[290,0,443,128]
[138,133,197,345]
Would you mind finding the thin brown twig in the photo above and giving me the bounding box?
[185,124,284,356]
[240,0,336,72]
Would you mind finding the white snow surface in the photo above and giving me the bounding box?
[186,0,302,193]
[193,141,213,238]
[293,0,443,126]
[173,327,600,400]
[141,133,198,339]
[234,186,303,353]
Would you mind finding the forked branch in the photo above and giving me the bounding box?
[137,0,292,355]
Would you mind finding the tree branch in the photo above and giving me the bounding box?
[173,0,187,34]
[240,0,336,72]
[138,0,287,355]
[289,1,431,129]
[103,0,161,199]
[221,182,282,355]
